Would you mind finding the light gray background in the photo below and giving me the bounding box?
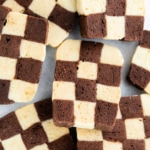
[0,1,150,117]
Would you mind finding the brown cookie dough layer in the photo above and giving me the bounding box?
[0,6,10,33]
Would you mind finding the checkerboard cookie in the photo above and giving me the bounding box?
[77,94,150,150]
[52,39,123,131]
[129,30,150,94]
[77,0,145,41]
[0,6,48,104]
[0,99,75,150]
[0,0,76,47]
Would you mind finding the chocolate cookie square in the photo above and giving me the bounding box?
[0,0,77,47]
[77,94,150,150]
[0,6,48,103]
[53,39,123,131]
[129,31,150,94]
[77,0,145,41]
[0,99,75,150]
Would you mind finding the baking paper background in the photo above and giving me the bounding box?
[0,1,150,117]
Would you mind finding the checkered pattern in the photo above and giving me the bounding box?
[77,94,150,150]
[0,6,48,104]
[52,39,123,131]
[0,0,76,47]
[77,0,145,41]
[0,99,75,150]
[129,30,150,95]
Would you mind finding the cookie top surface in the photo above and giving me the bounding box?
[77,94,150,150]
[129,30,150,95]
[0,6,48,104]
[77,0,145,41]
[0,0,77,47]
[0,98,75,150]
[52,39,124,131]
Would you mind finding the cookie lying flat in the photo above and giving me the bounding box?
[77,0,145,41]
[0,99,75,150]
[52,39,123,131]
[77,94,150,150]
[129,30,150,94]
[0,6,48,104]
[0,0,76,47]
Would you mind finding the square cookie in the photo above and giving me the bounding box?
[77,0,145,41]
[0,6,48,104]
[77,94,150,150]
[52,39,123,131]
[0,98,75,150]
[129,30,150,94]
[0,0,76,47]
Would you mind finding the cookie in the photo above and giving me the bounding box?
[0,98,75,150]
[0,0,76,47]
[129,30,150,94]
[0,6,48,104]
[52,39,123,131]
[77,0,145,41]
[77,94,150,150]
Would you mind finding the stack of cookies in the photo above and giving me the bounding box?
[0,0,149,150]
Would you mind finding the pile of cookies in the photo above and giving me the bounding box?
[0,0,149,150]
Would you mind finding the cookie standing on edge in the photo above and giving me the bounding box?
[77,94,150,150]
[77,0,145,41]
[0,6,48,104]
[0,0,77,47]
[129,30,150,94]
[0,99,75,150]
[52,39,123,131]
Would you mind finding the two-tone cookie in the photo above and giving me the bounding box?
[0,6,48,104]
[0,0,76,47]
[0,98,75,150]
[52,39,123,131]
[129,30,150,94]
[77,0,145,41]
[77,94,150,150]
